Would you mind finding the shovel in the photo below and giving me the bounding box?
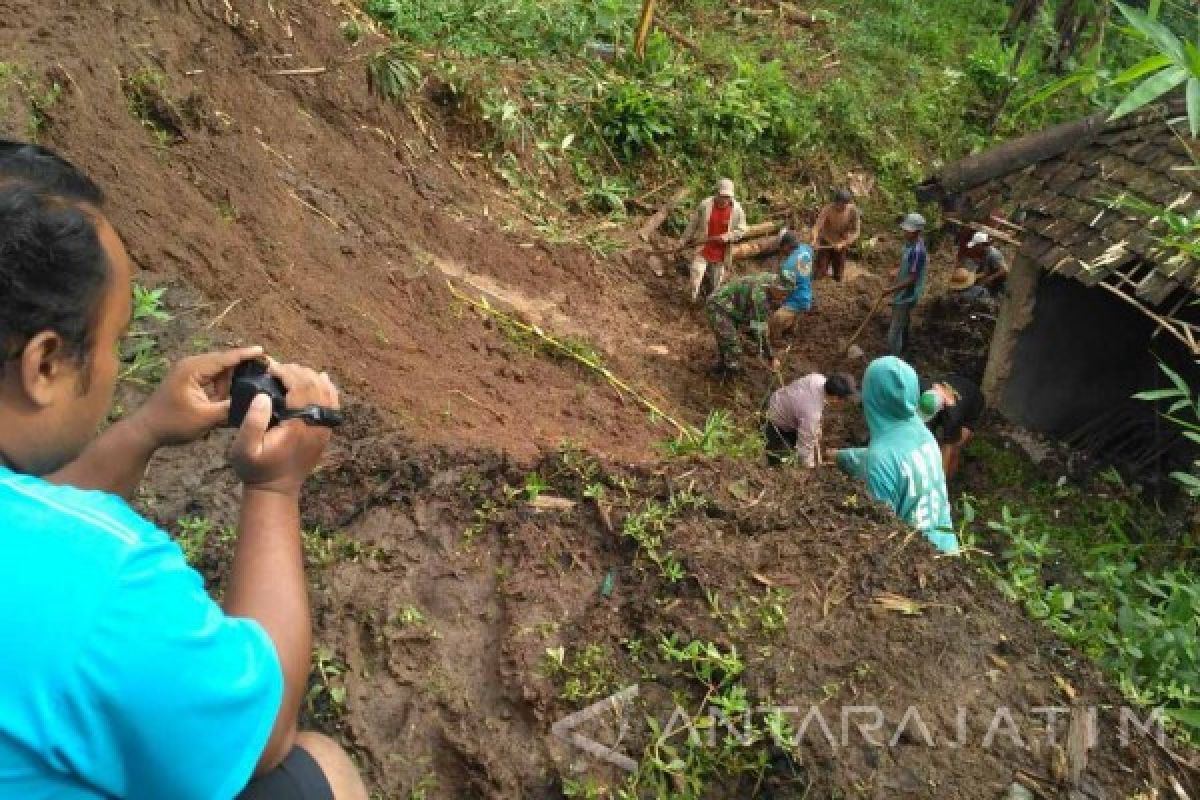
[839,293,886,358]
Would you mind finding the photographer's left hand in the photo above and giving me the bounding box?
[131,346,264,448]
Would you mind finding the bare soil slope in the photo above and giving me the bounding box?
[2,0,896,461]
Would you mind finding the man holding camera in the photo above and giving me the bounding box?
[0,141,365,798]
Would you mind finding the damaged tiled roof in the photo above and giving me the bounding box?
[923,100,1200,307]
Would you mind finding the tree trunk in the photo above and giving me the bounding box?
[638,187,689,241]
[1002,0,1041,43]
[989,0,1044,130]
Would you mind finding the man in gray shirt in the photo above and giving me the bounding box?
[764,372,857,467]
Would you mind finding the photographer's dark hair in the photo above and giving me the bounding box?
[0,184,110,367]
[826,372,856,398]
[0,140,104,205]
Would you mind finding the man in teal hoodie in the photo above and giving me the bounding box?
[829,356,958,553]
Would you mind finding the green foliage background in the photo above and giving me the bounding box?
[362,0,1065,218]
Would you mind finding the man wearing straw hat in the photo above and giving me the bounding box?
[954,231,1008,303]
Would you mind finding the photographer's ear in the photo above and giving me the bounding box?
[17,331,75,408]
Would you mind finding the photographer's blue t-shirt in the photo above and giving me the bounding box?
[0,467,282,799]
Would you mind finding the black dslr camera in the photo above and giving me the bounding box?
[227,360,344,429]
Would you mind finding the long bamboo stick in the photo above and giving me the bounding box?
[446,281,700,442]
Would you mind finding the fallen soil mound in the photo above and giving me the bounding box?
[135,406,1175,798]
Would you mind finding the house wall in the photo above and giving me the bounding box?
[982,253,1039,407]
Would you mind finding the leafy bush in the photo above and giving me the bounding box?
[367,44,422,101]
[961,446,1200,743]
[964,37,1017,100]
[596,78,676,160]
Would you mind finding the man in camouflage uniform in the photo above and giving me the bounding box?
[704,272,791,378]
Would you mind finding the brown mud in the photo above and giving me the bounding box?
[3,1,1194,797]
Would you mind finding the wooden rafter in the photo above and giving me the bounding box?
[1096,280,1200,356]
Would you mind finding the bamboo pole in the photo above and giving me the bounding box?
[446,281,700,441]
[653,15,700,51]
[634,0,657,59]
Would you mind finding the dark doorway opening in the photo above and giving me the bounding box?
[998,275,1199,477]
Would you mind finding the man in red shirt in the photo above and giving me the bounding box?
[681,178,747,303]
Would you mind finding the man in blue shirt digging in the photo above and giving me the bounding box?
[882,212,928,357]
[0,141,366,799]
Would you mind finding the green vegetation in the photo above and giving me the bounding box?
[120,284,171,388]
[175,515,233,567]
[364,0,1030,218]
[1137,361,1200,497]
[121,67,180,148]
[367,44,423,102]
[306,644,349,724]
[543,643,621,703]
[303,527,364,570]
[0,62,65,139]
[395,605,427,627]
[340,18,366,44]
[658,409,763,459]
[611,635,800,798]
[405,773,438,800]
[960,437,1199,742]
[621,488,706,583]
[706,585,791,636]
[1020,2,1200,127]
[523,470,548,501]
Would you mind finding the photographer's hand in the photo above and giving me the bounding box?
[229,362,338,495]
[224,362,339,775]
[47,345,263,498]
[131,346,265,448]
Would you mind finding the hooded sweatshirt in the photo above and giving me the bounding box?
[836,357,958,553]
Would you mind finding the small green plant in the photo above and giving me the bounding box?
[659,410,763,459]
[306,645,348,723]
[751,587,790,634]
[367,44,422,102]
[132,284,171,323]
[1136,361,1200,497]
[621,489,705,583]
[175,516,213,566]
[543,643,619,703]
[561,776,606,799]
[464,498,501,543]
[340,17,365,44]
[523,471,548,502]
[302,528,363,570]
[119,284,171,388]
[216,196,239,223]
[118,338,168,388]
[395,605,427,626]
[122,67,181,144]
[406,772,438,800]
[658,634,745,688]
[0,63,64,138]
[25,79,62,137]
